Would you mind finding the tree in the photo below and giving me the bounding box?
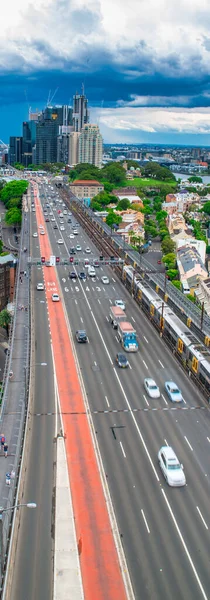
[0,309,11,336]
[116,198,130,210]
[162,253,176,268]
[7,197,22,209]
[161,237,176,254]
[188,176,203,183]
[166,269,178,280]
[143,162,176,181]
[14,162,24,170]
[5,208,22,225]
[172,280,182,290]
[90,201,104,211]
[101,163,126,185]
[106,212,122,228]
[103,181,114,193]
[156,210,167,222]
[202,202,210,215]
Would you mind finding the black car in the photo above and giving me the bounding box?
[69,271,77,279]
[116,353,129,368]
[79,272,86,280]
[76,330,87,343]
[69,248,76,255]
[45,218,50,222]
[53,224,58,229]
[68,218,72,223]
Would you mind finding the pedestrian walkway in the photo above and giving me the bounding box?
[0,188,30,581]
[54,436,84,600]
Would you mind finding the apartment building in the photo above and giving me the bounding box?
[177,244,207,294]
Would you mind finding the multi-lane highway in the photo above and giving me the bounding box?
[10,181,210,599]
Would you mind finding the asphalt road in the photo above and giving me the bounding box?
[9,192,56,600]
[10,182,210,600]
[39,183,210,600]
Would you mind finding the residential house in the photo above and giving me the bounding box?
[177,245,207,294]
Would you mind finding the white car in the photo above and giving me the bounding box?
[37,283,44,290]
[144,378,160,399]
[88,267,96,277]
[69,234,75,239]
[165,381,183,403]
[51,217,55,221]
[73,230,79,235]
[32,208,35,212]
[57,239,64,244]
[158,446,186,487]
[101,276,109,284]
[52,293,60,302]
[33,232,38,238]
[85,247,91,253]
[76,244,82,251]
[40,230,45,235]
[60,226,65,231]
[115,300,125,311]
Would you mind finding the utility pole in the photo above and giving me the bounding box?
[201,301,205,332]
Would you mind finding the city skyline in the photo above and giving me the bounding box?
[1,0,210,145]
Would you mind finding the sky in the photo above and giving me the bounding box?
[1,0,210,145]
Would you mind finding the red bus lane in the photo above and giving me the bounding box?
[34,191,128,599]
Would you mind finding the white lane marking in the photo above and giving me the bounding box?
[164,439,169,446]
[128,362,132,370]
[184,436,193,451]
[64,287,69,292]
[158,360,164,368]
[143,394,149,407]
[161,394,168,406]
[131,316,136,323]
[112,278,116,282]
[98,299,101,304]
[115,335,119,343]
[94,361,97,366]
[207,437,210,443]
[106,316,109,321]
[142,360,148,370]
[141,509,150,534]
[120,441,126,458]
[75,299,77,305]
[143,336,148,343]
[196,507,208,530]
[109,298,112,304]
[62,278,66,282]
[162,489,208,600]
[80,317,83,323]
[105,396,110,407]
[183,397,187,405]
[112,286,116,292]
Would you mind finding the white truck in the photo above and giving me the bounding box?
[117,321,138,352]
[109,306,126,329]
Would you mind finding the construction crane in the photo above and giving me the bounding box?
[46,88,59,107]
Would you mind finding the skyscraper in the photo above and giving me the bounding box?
[36,105,72,164]
[73,90,89,132]
[22,120,37,167]
[68,132,80,165]
[9,137,23,165]
[78,124,103,168]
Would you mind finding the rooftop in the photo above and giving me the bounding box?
[70,180,102,186]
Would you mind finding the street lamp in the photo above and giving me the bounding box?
[0,502,36,585]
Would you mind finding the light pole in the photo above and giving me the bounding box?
[0,502,36,586]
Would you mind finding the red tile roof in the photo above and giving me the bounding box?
[71,180,102,185]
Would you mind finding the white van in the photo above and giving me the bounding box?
[63,210,67,215]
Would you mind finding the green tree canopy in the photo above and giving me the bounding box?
[156,210,167,222]
[188,176,203,183]
[5,208,22,225]
[0,180,28,208]
[172,280,182,290]
[0,309,11,336]
[202,202,210,215]
[106,211,122,228]
[143,162,176,181]
[101,162,126,185]
[161,237,176,254]
[116,198,130,210]
[166,269,179,280]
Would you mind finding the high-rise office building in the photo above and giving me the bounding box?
[57,125,73,163]
[73,91,89,132]
[9,136,23,165]
[36,105,72,165]
[78,124,103,168]
[22,120,37,167]
[68,132,80,165]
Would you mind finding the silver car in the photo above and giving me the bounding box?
[158,446,186,487]
[144,378,160,398]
